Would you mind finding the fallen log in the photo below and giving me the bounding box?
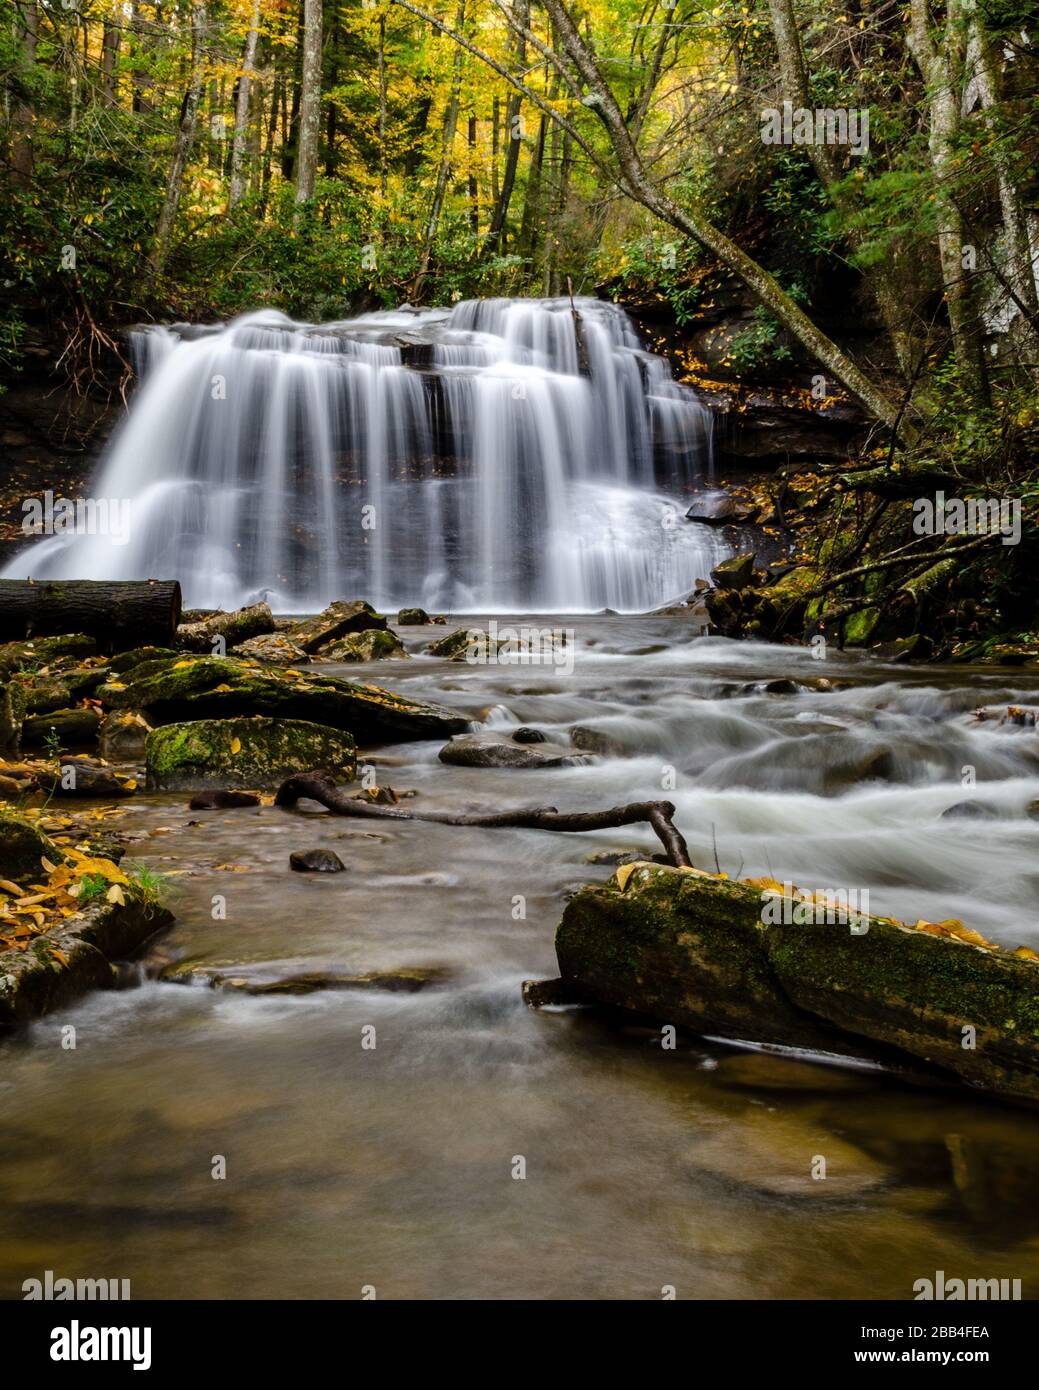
[0,580,182,651]
[274,769,692,867]
[553,863,1039,1107]
[177,602,274,653]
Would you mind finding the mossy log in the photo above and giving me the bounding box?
[555,864,1039,1106]
[0,580,181,650]
[176,602,274,653]
[97,654,467,743]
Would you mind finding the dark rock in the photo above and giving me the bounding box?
[98,710,153,760]
[22,706,103,747]
[232,633,311,666]
[764,678,799,695]
[711,552,756,590]
[398,607,444,625]
[36,760,136,799]
[941,800,999,821]
[438,730,581,768]
[188,789,262,810]
[584,848,645,866]
[512,726,548,743]
[166,964,448,993]
[289,849,346,873]
[284,600,387,654]
[522,977,588,1008]
[319,629,409,662]
[569,725,623,756]
[685,491,737,525]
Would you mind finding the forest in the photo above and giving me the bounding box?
[1,0,1039,1321]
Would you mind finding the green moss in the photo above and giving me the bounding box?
[0,809,63,882]
[145,716,357,790]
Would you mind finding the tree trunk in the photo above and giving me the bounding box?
[100,20,120,107]
[766,0,917,379]
[229,0,262,208]
[414,0,467,293]
[294,0,323,207]
[537,0,911,434]
[10,0,38,191]
[906,0,989,402]
[480,0,527,255]
[150,1,207,275]
[0,581,183,650]
[378,14,388,198]
[965,14,1039,352]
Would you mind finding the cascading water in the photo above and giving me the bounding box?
[4,297,725,612]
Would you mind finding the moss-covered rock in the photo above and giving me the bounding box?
[108,646,178,673]
[231,633,311,665]
[321,629,409,662]
[555,863,1039,1106]
[0,634,96,677]
[0,680,27,756]
[283,600,387,654]
[97,654,467,743]
[0,809,62,883]
[145,716,357,790]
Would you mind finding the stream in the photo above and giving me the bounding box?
[3,614,1039,1299]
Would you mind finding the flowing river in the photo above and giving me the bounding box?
[3,615,1039,1299]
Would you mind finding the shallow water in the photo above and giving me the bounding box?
[3,616,1039,1300]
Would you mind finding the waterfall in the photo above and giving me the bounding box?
[4,297,725,612]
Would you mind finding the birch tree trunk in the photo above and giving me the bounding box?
[150,1,207,275]
[906,0,989,402]
[294,0,323,207]
[229,0,262,208]
[100,19,120,107]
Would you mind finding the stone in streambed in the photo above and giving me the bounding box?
[189,789,261,809]
[438,730,582,768]
[176,601,274,653]
[714,1052,870,1093]
[320,629,409,662]
[165,964,448,993]
[941,800,999,820]
[397,607,444,625]
[0,809,62,883]
[146,716,356,790]
[232,633,311,666]
[98,709,153,760]
[22,706,102,747]
[569,725,624,756]
[283,600,387,654]
[36,758,136,799]
[289,849,346,873]
[512,726,548,743]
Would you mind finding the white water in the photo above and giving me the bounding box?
[4,298,724,612]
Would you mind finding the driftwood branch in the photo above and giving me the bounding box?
[274,770,693,868]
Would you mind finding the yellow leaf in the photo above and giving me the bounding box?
[106,883,126,906]
[50,948,69,967]
[122,778,138,791]
[106,681,127,691]
[40,856,58,874]
[172,659,197,670]
[0,878,24,896]
[230,737,241,754]
[614,863,640,891]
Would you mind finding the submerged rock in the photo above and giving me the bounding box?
[512,726,548,743]
[941,800,999,821]
[188,789,261,809]
[146,716,356,790]
[438,730,581,768]
[289,849,346,873]
[165,963,448,994]
[36,759,136,799]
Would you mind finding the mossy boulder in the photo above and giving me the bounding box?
[145,716,357,790]
[108,646,178,673]
[96,654,468,743]
[283,600,388,654]
[232,633,311,666]
[321,629,409,662]
[0,809,63,883]
[0,634,96,677]
[554,863,1039,1106]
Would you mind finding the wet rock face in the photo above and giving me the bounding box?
[98,709,153,761]
[145,716,357,790]
[289,849,346,873]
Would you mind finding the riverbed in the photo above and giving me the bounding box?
[3,614,1039,1299]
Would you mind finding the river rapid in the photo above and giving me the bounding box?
[3,613,1039,1299]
